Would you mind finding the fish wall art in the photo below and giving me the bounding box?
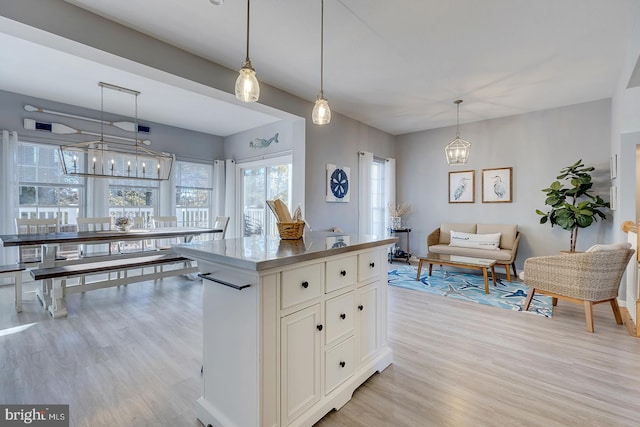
[249,132,279,149]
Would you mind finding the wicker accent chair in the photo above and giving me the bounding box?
[522,245,634,332]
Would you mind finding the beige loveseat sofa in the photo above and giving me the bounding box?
[427,223,521,281]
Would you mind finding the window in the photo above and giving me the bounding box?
[17,141,81,227]
[370,158,386,237]
[175,161,213,227]
[109,178,158,225]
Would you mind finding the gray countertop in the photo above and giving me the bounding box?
[173,232,398,271]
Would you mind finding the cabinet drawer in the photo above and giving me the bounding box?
[325,256,357,293]
[325,291,355,346]
[357,250,381,284]
[325,336,355,395]
[281,263,323,309]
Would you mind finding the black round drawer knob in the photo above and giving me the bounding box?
[340,313,346,320]
[317,324,323,331]
[301,281,309,288]
[339,361,346,368]
[358,304,364,311]
[369,262,375,268]
[340,270,346,277]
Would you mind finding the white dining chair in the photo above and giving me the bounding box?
[14,217,60,263]
[76,217,113,256]
[213,216,230,240]
[151,215,179,272]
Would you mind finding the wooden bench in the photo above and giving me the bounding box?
[0,263,26,312]
[30,253,198,318]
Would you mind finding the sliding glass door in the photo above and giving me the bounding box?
[239,156,292,237]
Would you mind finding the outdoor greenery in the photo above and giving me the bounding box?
[536,159,609,252]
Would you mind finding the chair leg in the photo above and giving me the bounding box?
[504,265,511,282]
[552,297,558,306]
[523,288,535,311]
[610,298,623,325]
[583,301,595,333]
[511,263,517,279]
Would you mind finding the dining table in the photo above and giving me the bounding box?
[0,226,221,315]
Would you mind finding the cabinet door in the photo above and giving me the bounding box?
[281,304,322,425]
[356,283,379,367]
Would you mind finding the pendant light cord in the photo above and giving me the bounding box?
[320,0,324,96]
[456,102,460,138]
[245,0,251,62]
[454,99,463,139]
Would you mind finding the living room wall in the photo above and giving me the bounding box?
[395,99,614,271]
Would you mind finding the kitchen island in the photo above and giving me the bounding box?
[174,233,397,427]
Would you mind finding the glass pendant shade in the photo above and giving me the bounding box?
[445,137,471,165]
[235,62,260,103]
[312,95,331,125]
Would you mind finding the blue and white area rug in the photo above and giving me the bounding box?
[388,265,553,317]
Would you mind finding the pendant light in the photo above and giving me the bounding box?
[235,0,260,102]
[59,82,173,181]
[445,99,471,165]
[312,0,331,125]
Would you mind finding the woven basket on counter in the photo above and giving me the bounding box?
[277,221,304,240]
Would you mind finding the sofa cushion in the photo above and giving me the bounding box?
[428,244,513,261]
[586,242,632,252]
[476,224,517,250]
[449,231,502,250]
[439,223,477,245]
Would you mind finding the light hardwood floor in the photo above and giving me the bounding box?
[1,273,640,427]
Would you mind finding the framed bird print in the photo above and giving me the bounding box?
[448,170,475,203]
[482,167,512,203]
[326,164,351,202]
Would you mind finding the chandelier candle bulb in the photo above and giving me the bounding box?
[72,155,77,169]
[142,162,146,175]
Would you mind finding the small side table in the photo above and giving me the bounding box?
[388,228,411,264]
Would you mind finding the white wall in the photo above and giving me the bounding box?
[611,1,640,301]
[396,100,614,271]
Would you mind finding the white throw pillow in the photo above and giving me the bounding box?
[449,231,502,250]
[586,242,632,252]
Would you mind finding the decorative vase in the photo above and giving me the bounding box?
[391,216,402,229]
[115,216,133,232]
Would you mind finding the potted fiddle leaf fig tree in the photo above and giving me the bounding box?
[536,159,609,252]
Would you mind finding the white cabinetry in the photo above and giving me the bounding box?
[356,283,379,366]
[281,304,322,425]
[191,243,393,427]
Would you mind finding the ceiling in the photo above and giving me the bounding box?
[1,0,638,137]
